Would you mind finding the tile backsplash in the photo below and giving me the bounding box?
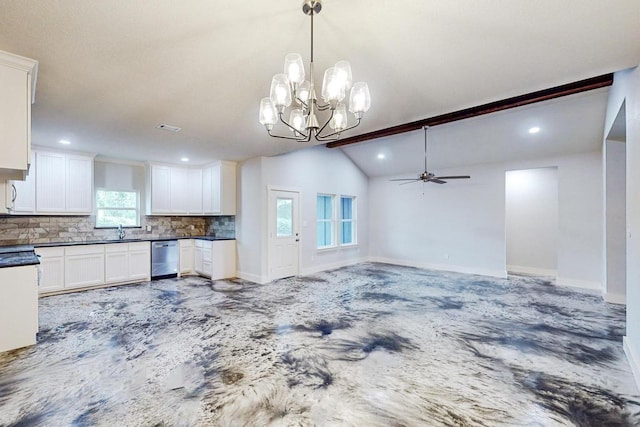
[207,216,235,239]
[0,215,235,246]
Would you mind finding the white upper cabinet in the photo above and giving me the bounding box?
[0,50,37,181]
[187,168,203,214]
[7,151,36,214]
[36,151,67,212]
[203,161,236,215]
[66,155,93,213]
[150,165,171,214]
[35,149,93,214]
[148,161,236,216]
[170,167,188,214]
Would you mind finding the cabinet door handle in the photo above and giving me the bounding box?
[11,184,17,203]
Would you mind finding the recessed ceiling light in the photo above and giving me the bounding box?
[377,153,385,159]
[180,157,189,162]
[528,126,541,134]
[59,139,71,145]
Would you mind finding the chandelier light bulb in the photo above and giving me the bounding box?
[284,53,305,84]
[330,104,348,131]
[322,67,345,103]
[259,98,278,128]
[270,74,292,108]
[349,82,371,115]
[334,60,353,91]
[297,80,311,103]
[289,109,306,133]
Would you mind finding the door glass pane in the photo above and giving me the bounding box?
[276,198,293,237]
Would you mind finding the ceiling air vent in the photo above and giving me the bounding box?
[156,123,182,133]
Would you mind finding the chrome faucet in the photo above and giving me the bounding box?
[117,224,126,240]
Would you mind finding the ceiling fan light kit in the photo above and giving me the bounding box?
[390,126,471,185]
[258,0,371,142]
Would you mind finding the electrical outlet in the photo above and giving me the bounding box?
[146,225,152,232]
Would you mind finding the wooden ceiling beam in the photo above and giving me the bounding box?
[326,73,614,149]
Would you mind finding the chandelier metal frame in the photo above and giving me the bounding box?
[258,0,371,142]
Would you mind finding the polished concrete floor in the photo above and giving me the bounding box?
[0,263,638,426]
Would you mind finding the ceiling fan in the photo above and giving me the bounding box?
[390,126,471,185]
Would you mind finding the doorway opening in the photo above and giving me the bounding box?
[505,167,559,278]
[604,101,626,304]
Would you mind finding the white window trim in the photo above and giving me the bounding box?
[340,195,357,246]
[95,188,141,228]
[317,193,337,249]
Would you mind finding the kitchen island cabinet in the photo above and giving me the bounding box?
[0,265,38,353]
[0,246,39,353]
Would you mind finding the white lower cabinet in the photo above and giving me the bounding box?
[201,244,213,277]
[64,245,105,289]
[211,240,236,280]
[128,242,151,281]
[192,239,236,279]
[194,239,204,275]
[38,242,150,295]
[179,239,194,275]
[0,265,38,353]
[105,243,129,284]
[35,247,65,293]
[35,239,233,295]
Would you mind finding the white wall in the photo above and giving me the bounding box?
[605,140,626,303]
[606,66,640,391]
[506,167,558,276]
[236,146,369,283]
[263,146,369,276]
[370,151,603,286]
[369,163,507,278]
[554,152,603,289]
[236,156,265,283]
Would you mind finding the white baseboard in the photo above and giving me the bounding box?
[301,257,369,276]
[369,256,507,279]
[507,264,557,277]
[623,337,640,393]
[556,276,601,291]
[236,271,269,284]
[604,292,626,305]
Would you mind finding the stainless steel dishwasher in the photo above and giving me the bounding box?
[151,240,178,279]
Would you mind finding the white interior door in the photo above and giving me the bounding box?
[268,189,300,281]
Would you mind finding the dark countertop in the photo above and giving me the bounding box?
[0,236,235,268]
[0,245,40,269]
[26,236,235,248]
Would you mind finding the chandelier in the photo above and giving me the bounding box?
[258,0,371,142]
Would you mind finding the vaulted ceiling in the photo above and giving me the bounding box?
[0,1,639,168]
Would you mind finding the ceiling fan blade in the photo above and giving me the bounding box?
[390,178,420,181]
[430,178,447,184]
[399,180,421,185]
[434,175,471,180]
